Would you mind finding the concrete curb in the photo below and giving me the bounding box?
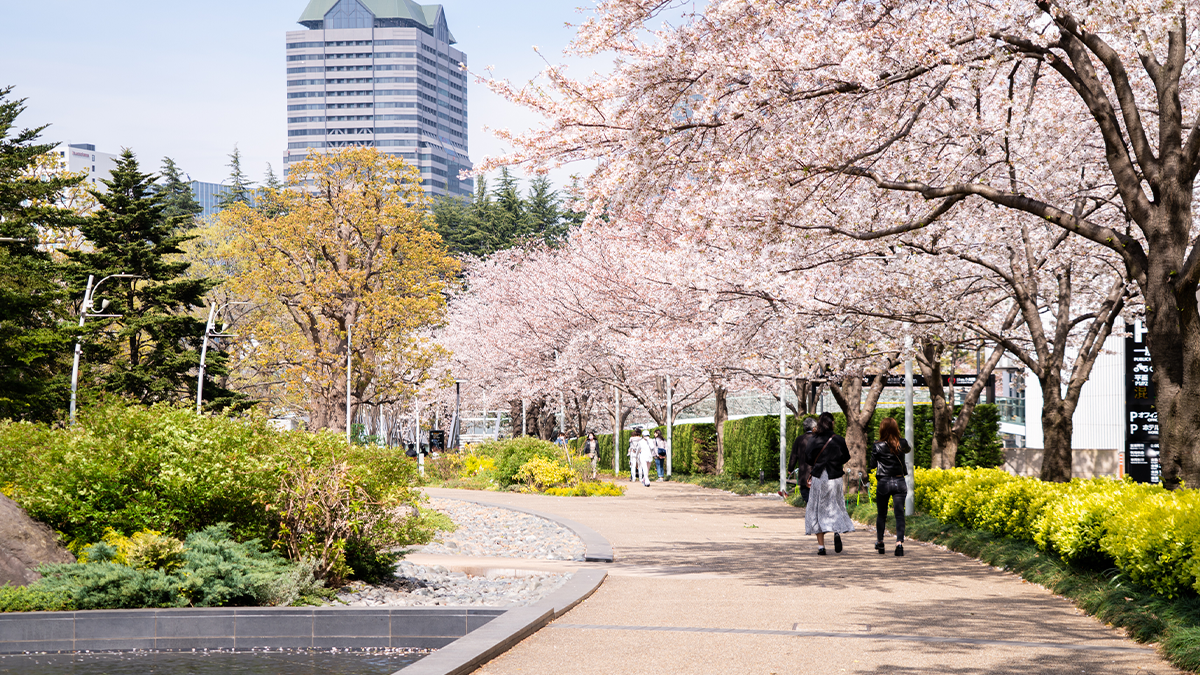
[393,569,607,675]
[425,493,615,563]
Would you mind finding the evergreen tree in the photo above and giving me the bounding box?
[256,163,288,218]
[0,87,79,422]
[155,157,202,225]
[526,175,567,246]
[65,150,236,408]
[217,146,254,209]
[561,176,589,231]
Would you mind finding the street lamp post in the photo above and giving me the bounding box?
[453,380,463,450]
[196,301,248,415]
[70,273,140,425]
[346,324,353,447]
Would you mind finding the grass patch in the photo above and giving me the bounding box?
[847,502,1200,672]
[417,506,457,534]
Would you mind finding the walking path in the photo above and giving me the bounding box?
[423,481,1179,675]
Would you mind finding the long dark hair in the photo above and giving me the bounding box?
[879,417,903,455]
[815,412,835,437]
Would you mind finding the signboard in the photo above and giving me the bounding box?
[862,373,995,388]
[1125,323,1160,483]
[429,430,446,453]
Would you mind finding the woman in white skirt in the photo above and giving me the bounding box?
[804,412,855,555]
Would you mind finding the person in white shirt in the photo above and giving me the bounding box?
[627,429,642,482]
[635,431,654,486]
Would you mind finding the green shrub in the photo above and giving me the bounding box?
[477,437,565,487]
[0,400,431,584]
[0,584,76,612]
[15,524,330,611]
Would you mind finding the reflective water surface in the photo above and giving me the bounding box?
[0,649,428,674]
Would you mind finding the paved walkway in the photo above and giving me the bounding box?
[424,482,1178,675]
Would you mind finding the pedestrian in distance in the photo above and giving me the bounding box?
[805,412,856,555]
[870,417,910,557]
[627,429,642,482]
[787,416,817,502]
[652,429,668,481]
[583,431,600,479]
[636,430,654,486]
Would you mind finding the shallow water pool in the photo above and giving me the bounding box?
[0,648,427,674]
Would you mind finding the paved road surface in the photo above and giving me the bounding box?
[424,481,1177,675]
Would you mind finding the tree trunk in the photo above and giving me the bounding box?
[828,357,897,491]
[712,378,728,474]
[1039,396,1074,482]
[916,340,955,469]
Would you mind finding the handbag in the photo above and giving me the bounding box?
[806,438,833,489]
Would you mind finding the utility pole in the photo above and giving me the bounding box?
[904,336,915,516]
[346,324,353,447]
[779,354,787,495]
[666,375,673,477]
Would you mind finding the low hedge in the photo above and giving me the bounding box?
[915,467,1200,598]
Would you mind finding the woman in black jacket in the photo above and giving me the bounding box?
[804,412,855,555]
[869,417,910,556]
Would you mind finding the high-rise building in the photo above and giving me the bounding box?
[285,0,471,198]
[55,143,119,186]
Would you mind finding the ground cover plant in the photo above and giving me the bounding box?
[0,525,331,612]
[0,399,441,592]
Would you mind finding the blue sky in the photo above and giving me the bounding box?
[0,0,596,190]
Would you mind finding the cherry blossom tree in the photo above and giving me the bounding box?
[475,0,1200,487]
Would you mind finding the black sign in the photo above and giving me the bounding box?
[429,430,446,453]
[1125,324,1159,484]
[862,373,995,388]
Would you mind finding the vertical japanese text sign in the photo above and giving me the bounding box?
[1125,322,1160,483]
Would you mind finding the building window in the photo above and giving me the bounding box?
[325,0,374,29]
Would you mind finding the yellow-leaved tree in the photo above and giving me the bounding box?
[215,147,458,431]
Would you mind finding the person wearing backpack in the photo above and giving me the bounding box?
[652,429,668,481]
[870,417,910,556]
[804,412,855,555]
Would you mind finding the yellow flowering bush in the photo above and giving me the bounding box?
[915,467,1200,598]
[462,454,496,477]
[544,482,625,497]
[514,456,577,491]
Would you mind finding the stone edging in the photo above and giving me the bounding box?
[426,493,615,563]
[393,568,607,675]
[0,606,504,654]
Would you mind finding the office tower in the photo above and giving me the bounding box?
[285,0,472,198]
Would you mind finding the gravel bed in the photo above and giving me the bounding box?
[421,497,586,561]
[334,562,570,607]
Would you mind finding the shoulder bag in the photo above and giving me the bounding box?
[807,438,833,489]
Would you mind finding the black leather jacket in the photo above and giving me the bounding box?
[869,440,910,479]
[806,433,851,480]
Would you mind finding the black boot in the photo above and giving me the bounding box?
[834,533,843,553]
[894,543,904,557]
[875,541,885,554]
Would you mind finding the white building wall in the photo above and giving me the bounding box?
[1023,334,1124,450]
[60,144,119,187]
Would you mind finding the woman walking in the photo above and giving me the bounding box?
[870,417,909,556]
[652,429,667,481]
[805,412,855,555]
[583,432,600,480]
[636,431,654,486]
[627,429,642,481]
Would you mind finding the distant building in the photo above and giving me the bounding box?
[285,0,472,198]
[187,181,256,218]
[56,143,119,186]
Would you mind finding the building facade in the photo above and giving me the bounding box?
[285,0,471,198]
[56,143,119,187]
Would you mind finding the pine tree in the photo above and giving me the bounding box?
[492,167,532,242]
[256,163,288,218]
[156,157,202,225]
[65,150,235,407]
[0,87,79,421]
[526,175,566,246]
[217,146,254,210]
